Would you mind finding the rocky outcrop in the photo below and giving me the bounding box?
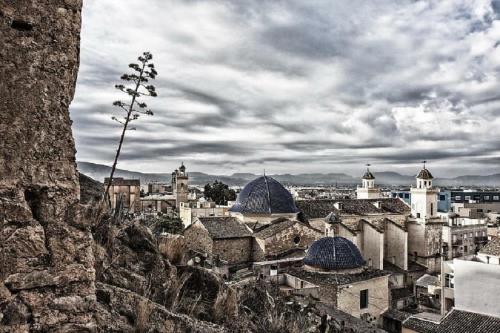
[0,1,96,331]
[0,2,227,332]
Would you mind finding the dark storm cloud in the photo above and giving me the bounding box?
[71,0,500,176]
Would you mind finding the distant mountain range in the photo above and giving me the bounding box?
[77,161,500,187]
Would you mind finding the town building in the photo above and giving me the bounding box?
[442,211,488,260]
[183,216,253,265]
[356,166,383,199]
[179,199,229,227]
[103,177,140,213]
[147,181,170,194]
[282,237,391,324]
[139,193,176,215]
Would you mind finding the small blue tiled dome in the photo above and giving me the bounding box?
[304,237,365,270]
[229,176,299,214]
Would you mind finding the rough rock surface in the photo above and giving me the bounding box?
[0,1,96,331]
[0,2,227,332]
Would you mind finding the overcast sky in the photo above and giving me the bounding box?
[71,0,500,177]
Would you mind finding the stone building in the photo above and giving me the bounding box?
[183,216,253,265]
[139,193,176,215]
[171,162,189,210]
[104,177,141,213]
[356,166,383,199]
[252,217,323,261]
[442,211,488,260]
[229,175,300,225]
[285,237,390,324]
[179,200,229,227]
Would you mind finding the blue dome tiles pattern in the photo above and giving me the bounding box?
[229,176,299,214]
[304,237,365,270]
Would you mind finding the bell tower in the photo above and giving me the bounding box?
[410,161,438,222]
[173,162,188,210]
[356,164,382,199]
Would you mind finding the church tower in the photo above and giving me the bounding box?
[410,161,438,222]
[172,162,188,210]
[356,164,382,199]
[408,161,442,274]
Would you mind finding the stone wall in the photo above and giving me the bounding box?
[359,221,384,269]
[385,221,408,270]
[260,223,322,258]
[213,238,252,265]
[183,222,213,256]
[0,1,97,330]
[336,275,389,323]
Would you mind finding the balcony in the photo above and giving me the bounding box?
[474,236,488,244]
[452,239,463,246]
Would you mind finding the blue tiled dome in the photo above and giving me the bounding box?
[304,237,365,270]
[229,176,299,214]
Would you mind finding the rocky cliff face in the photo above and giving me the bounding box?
[0,2,229,332]
[0,1,96,331]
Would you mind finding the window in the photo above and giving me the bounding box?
[494,196,499,201]
[360,289,368,309]
[440,195,446,201]
[417,213,421,218]
[431,203,434,216]
[465,196,471,201]
[405,193,410,199]
[485,196,490,200]
[455,196,462,201]
[293,235,301,245]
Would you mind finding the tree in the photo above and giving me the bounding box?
[204,180,236,205]
[103,52,158,205]
[150,214,184,235]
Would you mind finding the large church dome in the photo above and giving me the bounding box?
[229,176,299,214]
[304,237,365,270]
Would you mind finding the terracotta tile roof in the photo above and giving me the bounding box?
[253,218,320,239]
[296,198,410,219]
[196,216,252,239]
[403,314,440,333]
[403,309,500,333]
[479,237,500,256]
[437,309,500,333]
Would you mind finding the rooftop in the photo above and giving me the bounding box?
[304,237,365,270]
[229,175,299,215]
[194,216,252,239]
[296,198,410,219]
[403,309,500,333]
[416,274,440,288]
[417,168,434,180]
[253,218,320,239]
[479,237,500,257]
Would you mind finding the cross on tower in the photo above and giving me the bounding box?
[422,160,427,169]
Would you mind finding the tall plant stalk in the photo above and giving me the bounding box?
[103,52,158,207]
